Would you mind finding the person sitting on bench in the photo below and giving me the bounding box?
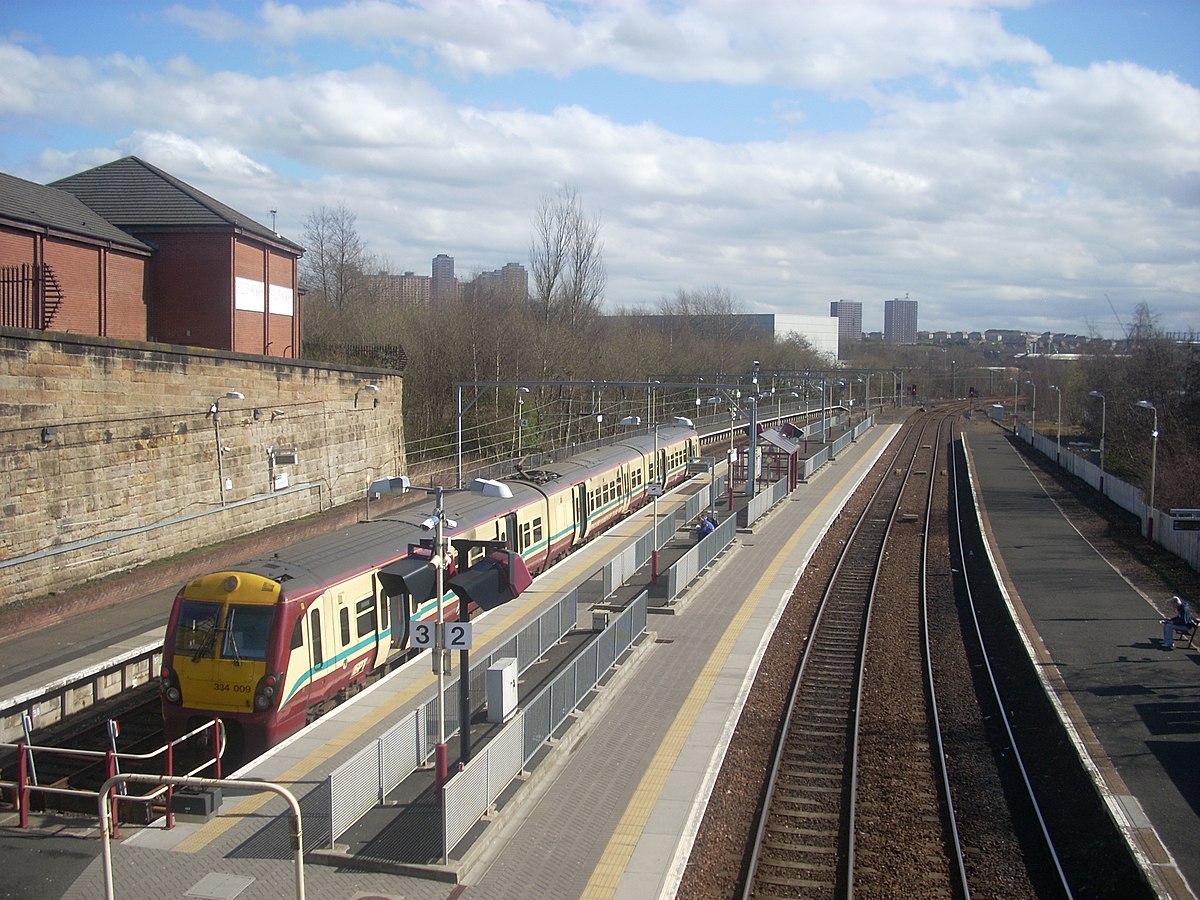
[1161,596,1194,650]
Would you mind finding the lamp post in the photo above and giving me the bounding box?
[209,391,245,507]
[620,415,692,581]
[515,386,530,457]
[1049,384,1062,461]
[1025,380,1037,441]
[367,475,513,797]
[1134,400,1158,541]
[1088,390,1106,493]
[1012,377,1021,433]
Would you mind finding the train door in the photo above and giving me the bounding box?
[656,446,667,491]
[575,483,589,542]
[503,512,518,550]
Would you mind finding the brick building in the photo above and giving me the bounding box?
[0,172,153,337]
[0,157,304,357]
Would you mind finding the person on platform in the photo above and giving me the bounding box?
[1161,596,1194,650]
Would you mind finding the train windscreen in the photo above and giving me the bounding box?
[175,599,221,659]
[221,605,273,662]
[174,599,274,662]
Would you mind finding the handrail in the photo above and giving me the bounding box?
[2,718,224,831]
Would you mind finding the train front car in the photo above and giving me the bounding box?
[160,570,302,759]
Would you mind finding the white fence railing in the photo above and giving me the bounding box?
[1015,425,1199,571]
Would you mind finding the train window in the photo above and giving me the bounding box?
[290,615,304,650]
[356,596,377,638]
[222,605,272,662]
[379,588,388,629]
[533,517,544,544]
[175,599,220,657]
[310,608,324,666]
[339,607,351,645]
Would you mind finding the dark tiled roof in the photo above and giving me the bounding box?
[51,157,304,253]
[0,171,152,252]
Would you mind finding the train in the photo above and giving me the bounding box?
[160,424,700,757]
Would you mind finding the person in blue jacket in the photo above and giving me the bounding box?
[1161,596,1194,650]
[694,514,716,542]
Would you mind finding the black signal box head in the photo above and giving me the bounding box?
[448,550,532,612]
[378,552,438,601]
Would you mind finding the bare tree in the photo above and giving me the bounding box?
[301,203,368,308]
[529,187,607,377]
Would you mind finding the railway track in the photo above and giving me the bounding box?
[743,409,962,897]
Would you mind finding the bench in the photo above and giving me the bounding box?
[1172,620,1198,649]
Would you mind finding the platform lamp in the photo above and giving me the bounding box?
[1025,380,1037,441]
[1088,391,1106,493]
[1133,400,1158,541]
[1048,384,1062,461]
[515,386,530,456]
[209,391,245,507]
[368,475,513,799]
[620,415,693,582]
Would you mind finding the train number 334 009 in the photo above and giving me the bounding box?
[214,682,252,693]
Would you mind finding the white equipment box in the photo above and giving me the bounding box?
[486,657,519,723]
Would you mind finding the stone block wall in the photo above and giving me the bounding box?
[0,328,404,608]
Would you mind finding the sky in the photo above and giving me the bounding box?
[2,1,1197,338]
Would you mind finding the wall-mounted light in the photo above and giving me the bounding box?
[355,383,382,408]
[41,426,55,443]
[271,409,287,421]
[211,390,245,506]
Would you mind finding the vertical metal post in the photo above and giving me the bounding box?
[455,386,464,489]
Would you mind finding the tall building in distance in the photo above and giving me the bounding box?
[884,296,918,344]
[472,262,529,300]
[431,253,456,302]
[367,270,430,305]
[829,300,863,359]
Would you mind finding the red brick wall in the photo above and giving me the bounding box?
[0,226,36,265]
[43,239,101,334]
[148,233,231,347]
[106,251,148,340]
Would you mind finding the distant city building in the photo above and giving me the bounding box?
[774,314,839,362]
[367,270,430,305]
[471,262,529,300]
[431,253,457,302]
[884,297,918,344]
[829,300,863,359]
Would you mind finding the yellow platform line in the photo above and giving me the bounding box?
[581,454,877,898]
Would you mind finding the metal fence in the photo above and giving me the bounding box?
[325,588,580,849]
[442,592,647,859]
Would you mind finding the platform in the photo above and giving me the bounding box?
[27,422,894,900]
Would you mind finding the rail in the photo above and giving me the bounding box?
[743,413,928,896]
[954,434,1072,895]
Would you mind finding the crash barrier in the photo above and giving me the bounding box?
[1016,425,1199,571]
[1,718,224,832]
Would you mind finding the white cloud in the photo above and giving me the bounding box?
[1,1,1196,335]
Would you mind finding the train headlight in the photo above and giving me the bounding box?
[160,666,183,705]
[253,673,282,712]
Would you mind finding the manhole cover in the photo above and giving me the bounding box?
[186,873,254,900]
